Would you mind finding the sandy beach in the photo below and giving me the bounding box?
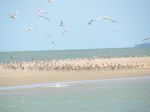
[0,57,150,86]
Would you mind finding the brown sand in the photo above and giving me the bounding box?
[0,57,150,86]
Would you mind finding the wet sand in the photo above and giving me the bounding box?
[0,57,150,86]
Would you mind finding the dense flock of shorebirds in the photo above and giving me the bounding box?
[0,58,144,71]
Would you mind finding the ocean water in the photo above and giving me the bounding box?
[0,48,150,63]
[0,77,150,112]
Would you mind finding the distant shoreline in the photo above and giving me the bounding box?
[0,48,150,63]
[0,47,148,53]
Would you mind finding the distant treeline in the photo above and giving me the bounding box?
[135,42,150,48]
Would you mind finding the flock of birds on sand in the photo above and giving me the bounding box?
[1,0,149,72]
[0,58,144,71]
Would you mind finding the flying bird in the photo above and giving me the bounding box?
[59,20,67,34]
[143,37,150,41]
[60,20,65,27]
[37,9,50,22]
[37,9,48,16]
[88,19,94,25]
[47,0,54,3]
[96,17,117,23]
[24,27,34,32]
[8,11,19,20]
[88,16,117,25]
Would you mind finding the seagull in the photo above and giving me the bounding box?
[47,0,54,3]
[143,37,150,41]
[60,20,65,27]
[88,16,117,25]
[8,11,19,20]
[37,9,48,16]
[37,9,50,22]
[24,27,34,32]
[96,17,117,23]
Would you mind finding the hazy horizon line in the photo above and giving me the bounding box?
[0,47,137,53]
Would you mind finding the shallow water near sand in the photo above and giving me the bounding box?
[0,76,150,112]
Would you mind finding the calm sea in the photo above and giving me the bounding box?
[0,77,150,112]
[0,48,150,63]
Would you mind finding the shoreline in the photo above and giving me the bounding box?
[0,76,150,90]
[0,69,150,86]
[0,57,150,86]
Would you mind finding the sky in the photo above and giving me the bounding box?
[0,0,150,51]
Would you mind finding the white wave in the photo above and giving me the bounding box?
[45,83,69,88]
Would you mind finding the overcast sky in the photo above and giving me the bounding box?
[0,0,150,51]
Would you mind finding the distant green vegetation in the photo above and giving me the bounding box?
[135,42,150,48]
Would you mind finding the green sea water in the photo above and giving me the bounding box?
[0,77,150,112]
[0,48,150,63]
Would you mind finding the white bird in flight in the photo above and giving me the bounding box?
[37,9,50,22]
[143,37,150,41]
[88,16,117,25]
[47,0,54,3]
[8,11,19,20]
[24,27,34,32]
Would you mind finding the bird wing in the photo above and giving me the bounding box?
[88,19,94,25]
[143,37,150,41]
[109,19,117,23]
[37,9,48,16]
[43,16,50,21]
[95,17,103,20]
